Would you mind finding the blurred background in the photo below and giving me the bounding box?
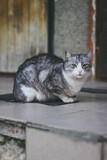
[0,0,106,81]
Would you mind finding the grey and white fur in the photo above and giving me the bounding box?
[13,51,91,103]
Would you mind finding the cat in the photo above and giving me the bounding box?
[13,51,92,103]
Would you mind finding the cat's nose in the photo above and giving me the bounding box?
[78,70,82,74]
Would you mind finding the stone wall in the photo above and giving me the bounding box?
[54,0,89,58]
[0,136,25,160]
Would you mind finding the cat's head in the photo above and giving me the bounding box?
[64,50,92,79]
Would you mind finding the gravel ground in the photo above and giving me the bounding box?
[0,138,25,160]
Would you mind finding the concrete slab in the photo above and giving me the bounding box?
[104,143,107,160]
[0,77,107,142]
[0,77,14,94]
[83,80,107,90]
[26,127,102,160]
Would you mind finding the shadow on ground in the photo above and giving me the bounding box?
[0,94,79,106]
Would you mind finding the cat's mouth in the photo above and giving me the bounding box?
[76,74,83,78]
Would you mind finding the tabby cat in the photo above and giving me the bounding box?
[13,51,91,103]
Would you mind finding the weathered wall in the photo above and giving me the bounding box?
[55,0,89,58]
[0,0,47,73]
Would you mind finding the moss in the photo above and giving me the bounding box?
[0,136,25,149]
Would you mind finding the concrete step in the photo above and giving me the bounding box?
[0,77,107,160]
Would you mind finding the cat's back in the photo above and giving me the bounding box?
[18,54,63,72]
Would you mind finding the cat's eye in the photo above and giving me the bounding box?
[72,64,77,68]
[82,64,89,68]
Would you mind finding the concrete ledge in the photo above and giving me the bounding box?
[0,92,107,141]
[27,122,107,142]
[0,89,107,159]
[26,127,103,160]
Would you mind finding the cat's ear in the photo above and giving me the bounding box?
[87,50,92,59]
[65,50,72,61]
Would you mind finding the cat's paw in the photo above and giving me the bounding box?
[61,97,75,103]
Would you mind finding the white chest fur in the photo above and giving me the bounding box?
[63,70,85,95]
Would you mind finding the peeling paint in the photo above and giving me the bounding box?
[91,0,96,79]
[87,0,96,79]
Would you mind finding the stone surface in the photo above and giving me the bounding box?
[0,77,107,141]
[55,0,89,58]
[0,122,25,140]
[103,143,107,160]
[26,127,102,160]
[0,92,107,140]
[82,80,107,90]
[0,77,13,94]
[0,135,4,143]
[0,139,25,160]
[0,77,107,160]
